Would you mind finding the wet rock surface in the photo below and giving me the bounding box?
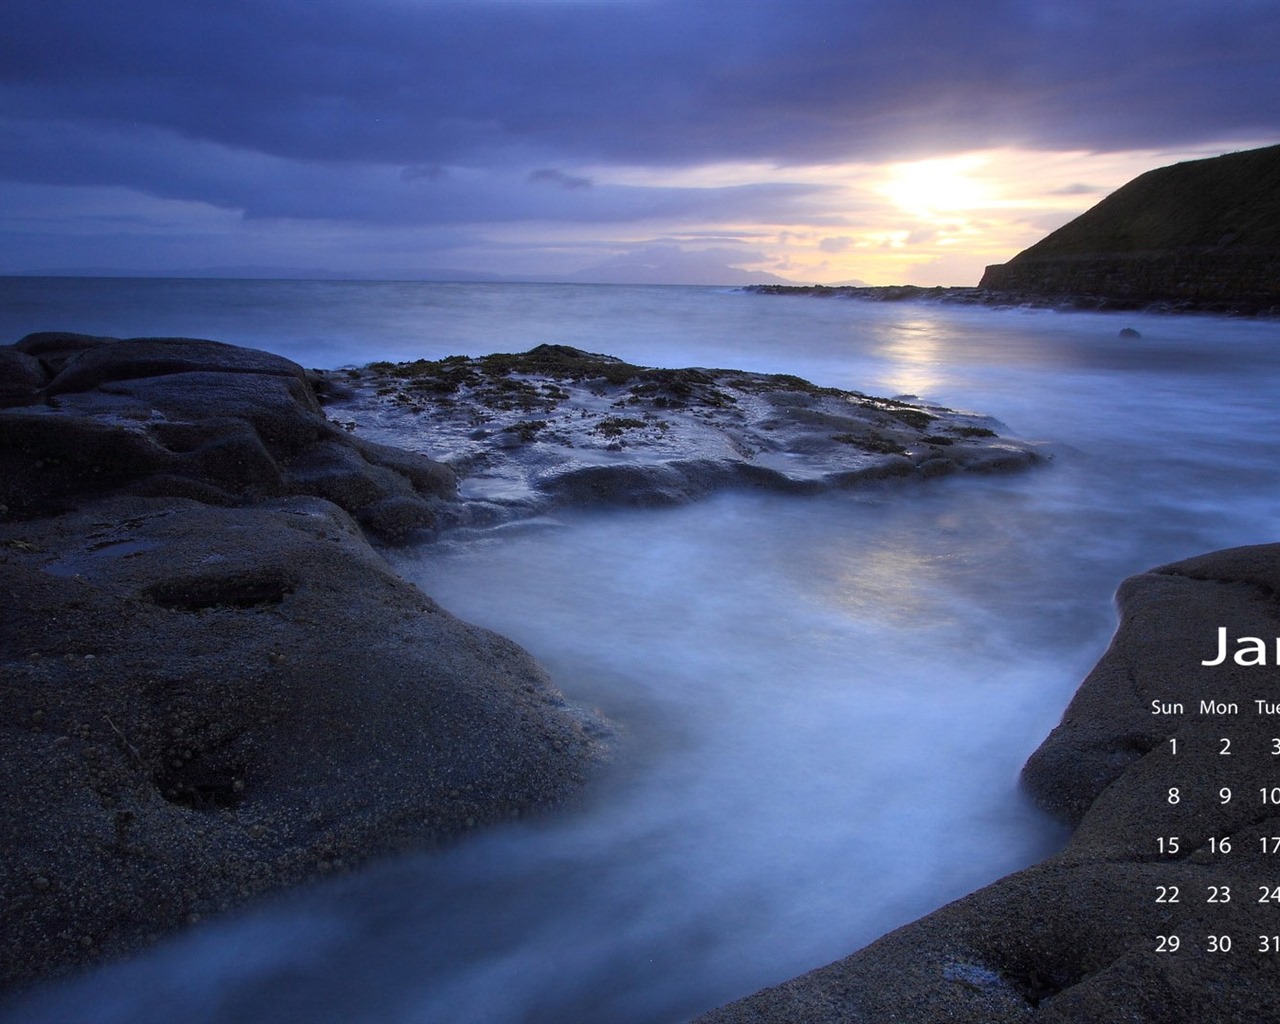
[2,332,455,543]
[0,333,1040,995]
[695,544,1280,1023]
[315,343,1045,529]
[0,335,609,991]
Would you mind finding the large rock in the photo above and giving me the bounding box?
[0,334,455,541]
[695,545,1280,1023]
[317,345,1045,528]
[0,348,46,407]
[36,334,309,396]
[0,336,611,992]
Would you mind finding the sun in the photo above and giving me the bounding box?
[878,154,995,220]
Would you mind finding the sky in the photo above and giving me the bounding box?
[0,0,1277,287]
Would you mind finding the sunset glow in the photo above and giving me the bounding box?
[0,2,1276,286]
[878,155,997,220]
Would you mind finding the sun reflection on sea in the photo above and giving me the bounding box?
[825,543,960,631]
[869,317,950,397]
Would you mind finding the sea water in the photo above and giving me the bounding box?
[3,279,1279,1022]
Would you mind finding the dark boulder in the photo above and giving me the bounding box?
[1,335,456,540]
[0,335,610,991]
[0,495,609,990]
[42,336,310,397]
[0,348,46,407]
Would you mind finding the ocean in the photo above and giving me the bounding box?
[3,277,1279,1023]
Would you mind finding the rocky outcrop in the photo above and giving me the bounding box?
[0,335,610,991]
[746,282,1280,315]
[980,144,1280,312]
[2,332,455,542]
[695,545,1280,1023]
[316,344,1045,529]
[0,333,1042,993]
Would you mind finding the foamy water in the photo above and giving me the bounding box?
[3,280,1279,1022]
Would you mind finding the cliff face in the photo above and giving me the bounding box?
[980,144,1280,308]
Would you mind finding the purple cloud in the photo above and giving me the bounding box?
[2,0,1276,174]
[0,0,1276,279]
[526,169,593,190]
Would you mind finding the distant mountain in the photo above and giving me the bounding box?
[562,244,791,286]
[980,144,1280,310]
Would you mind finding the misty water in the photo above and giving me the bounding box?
[3,280,1280,1023]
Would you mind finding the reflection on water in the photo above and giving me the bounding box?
[4,285,1280,1024]
[875,317,948,396]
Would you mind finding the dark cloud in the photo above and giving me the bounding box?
[526,169,593,190]
[0,0,1276,277]
[0,113,828,226]
[1,0,1276,174]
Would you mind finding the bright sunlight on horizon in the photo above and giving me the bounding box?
[1,1,1276,287]
[715,141,1268,288]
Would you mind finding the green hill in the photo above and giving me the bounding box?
[980,144,1280,309]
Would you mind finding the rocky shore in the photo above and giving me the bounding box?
[0,334,614,991]
[745,283,1280,317]
[6,332,1275,1022]
[695,544,1280,1022]
[0,333,1041,994]
[313,343,1044,531]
